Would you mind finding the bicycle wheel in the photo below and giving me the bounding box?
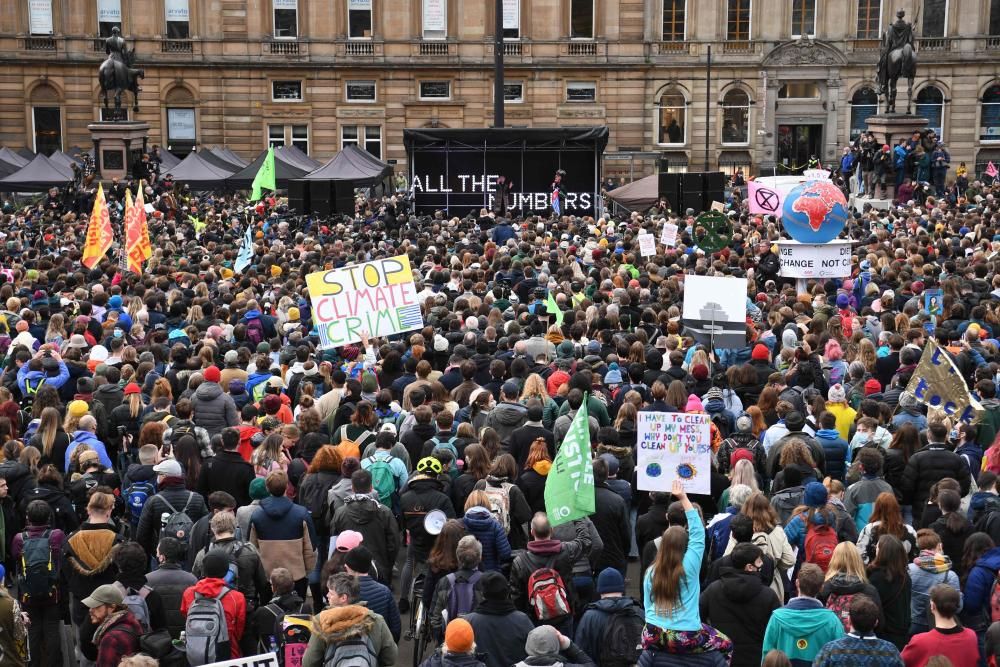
[412,599,427,665]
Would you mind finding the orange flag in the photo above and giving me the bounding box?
[82,183,113,269]
[124,189,144,274]
[134,184,152,260]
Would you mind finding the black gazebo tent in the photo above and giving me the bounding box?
[225,149,309,190]
[162,152,233,189]
[300,144,392,186]
[0,154,73,192]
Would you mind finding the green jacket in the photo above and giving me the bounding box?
[762,601,844,664]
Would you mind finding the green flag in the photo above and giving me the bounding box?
[188,215,206,238]
[544,396,595,527]
[545,292,564,327]
[251,146,277,202]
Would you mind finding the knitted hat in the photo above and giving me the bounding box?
[604,363,622,385]
[865,378,882,395]
[123,383,141,396]
[828,384,846,403]
[203,551,230,579]
[784,411,805,432]
[203,366,221,383]
[479,571,510,600]
[704,387,723,402]
[596,567,625,594]
[736,415,752,432]
[345,546,372,574]
[803,481,828,508]
[730,448,755,468]
[751,344,770,361]
[68,400,90,418]
[287,307,300,321]
[444,619,475,654]
[691,364,709,380]
[556,341,575,359]
[249,477,269,501]
[525,626,561,658]
[224,350,239,364]
[836,294,850,308]
[598,453,619,476]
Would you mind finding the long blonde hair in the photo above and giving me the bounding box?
[825,542,868,582]
[37,407,61,459]
[519,374,551,403]
[729,459,759,492]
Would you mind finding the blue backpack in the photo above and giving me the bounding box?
[125,479,156,526]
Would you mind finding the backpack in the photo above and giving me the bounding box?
[19,376,45,412]
[275,613,312,667]
[125,479,156,527]
[429,435,459,459]
[185,588,232,666]
[169,420,196,444]
[482,482,513,533]
[206,540,249,595]
[246,317,265,346]
[823,361,846,386]
[337,426,374,461]
[115,582,152,633]
[527,556,571,621]
[598,604,644,667]
[16,529,57,605]
[826,592,857,632]
[159,493,195,545]
[322,635,378,667]
[804,523,838,572]
[365,455,398,508]
[445,571,482,623]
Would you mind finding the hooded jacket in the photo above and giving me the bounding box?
[65,430,113,471]
[62,522,125,621]
[574,596,642,665]
[510,520,591,618]
[815,429,850,482]
[900,443,972,521]
[330,493,399,583]
[197,450,256,508]
[762,598,845,667]
[843,475,895,533]
[517,461,551,514]
[135,479,208,556]
[93,383,124,415]
[400,476,455,558]
[484,402,528,444]
[17,484,78,535]
[909,551,962,632]
[191,381,239,437]
[249,495,317,581]
[462,506,511,572]
[301,604,397,667]
[960,546,1000,630]
[180,577,247,659]
[699,568,781,667]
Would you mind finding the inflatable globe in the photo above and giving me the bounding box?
[781,180,849,244]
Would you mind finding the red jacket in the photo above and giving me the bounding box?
[180,577,247,658]
[95,610,143,667]
[901,626,979,667]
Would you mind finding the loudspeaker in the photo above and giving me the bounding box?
[332,182,355,216]
[681,172,704,193]
[658,172,680,210]
[309,181,331,216]
[703,171,725,211]
[681,191,704,213]
[288,180,309,214]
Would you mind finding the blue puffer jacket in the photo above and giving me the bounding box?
[815,429,849,482]
[960,546,1000,631]
[462,506,511,572]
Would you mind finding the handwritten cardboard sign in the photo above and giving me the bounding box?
[636,412,711,494]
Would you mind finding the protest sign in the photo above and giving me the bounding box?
[202,653,279,667]
[905,339,984,425]
[803,169,832,181]
[681,275,747,349]
[660,222,678,247]
[638,233,656,257]
[710,201,725,212]
[306,255,424,348]
[925,289,943,316]
[636,412,711,494]
[775,240,853,279]
[748,181,783,216]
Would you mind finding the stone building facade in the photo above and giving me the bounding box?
[2,0,1000,180]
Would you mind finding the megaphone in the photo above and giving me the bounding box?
[424,509,447,536]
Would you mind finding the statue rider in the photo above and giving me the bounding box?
[105,26,127,64]
[876,9,915,112]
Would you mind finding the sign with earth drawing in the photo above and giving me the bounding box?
[781,180,849,244]
[636,412,711,494]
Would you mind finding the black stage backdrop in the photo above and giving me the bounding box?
[403,127,608,217]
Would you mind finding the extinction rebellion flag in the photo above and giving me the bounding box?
[544,395,595,527]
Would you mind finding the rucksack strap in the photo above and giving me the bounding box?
[159,495,178,514]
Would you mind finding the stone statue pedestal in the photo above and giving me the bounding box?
[88,120,150,181]
[865,114,929,149]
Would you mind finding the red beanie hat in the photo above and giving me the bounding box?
[730,448,755,468]
[864,378,882,395]
[751,344,770,361]
[203,366,221,383]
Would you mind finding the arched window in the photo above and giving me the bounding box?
[658,92,686,145]
[850,87,879,141]
[30,83,61,156]
[721,89,750,144]
[165,86,197,157]
[981,84,1000,142]
[915,85,944,140]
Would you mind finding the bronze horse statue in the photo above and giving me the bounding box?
[877,9,917,114]
[98,27,144,113]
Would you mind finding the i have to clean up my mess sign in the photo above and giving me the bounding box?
[636,412,712,495]
[306,255,425,348]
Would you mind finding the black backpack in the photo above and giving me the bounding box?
[598,603,644,667]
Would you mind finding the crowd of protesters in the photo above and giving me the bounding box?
[1,153,1000,667]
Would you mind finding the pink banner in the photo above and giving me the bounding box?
[748,181,784,216]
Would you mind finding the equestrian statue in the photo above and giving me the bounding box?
[876,9,918,114]
[98,27,144,116]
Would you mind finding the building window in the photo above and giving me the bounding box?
[273,0,297,38]
[991,0,1000,35]
[658,92,686,145]
[566,81,596,103]
[348,0,373,38]
[28,0,53,34]
[272,81,303,102]
[342,125,381,159]
[778,82,820,98]
[850,87,879,141]
[268,125,285,148]
[857,0,881,39]
[166,107,196,154]
[727,0,751,40]
[982,85,1000,142]
[32,107,61,155]
[570,0,593,39]
[662,0,685,41]
[419,81,451,100]
[266,124,308,153]
[923,0,946,38]
[915,85,944,139]
[503,82,524,102]
[165,0,190,38]
[721,89,750,144]
[345,80,376,102]
[791,0,815,37]
[422,0,446,39]
[291,125,309,153]
[97,0,121,38]
[503,0,519,38]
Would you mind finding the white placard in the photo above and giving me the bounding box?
[201,653,279,667]
[167,108,196,141]
[803,169,832,180]
[660,222,678,247]
[165,0,189,21]
[681,274,748,350]
[637,412,711,494]
[29,0,52,34]
[503,0,519,30]
[710,201,725,212]
[775,240,853,279]
[423,0,446,32]
[144,203,155,214]
[348,0,371,9]
[97,0,121,22]
[638,233,656,257]
[273,0,297,9]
